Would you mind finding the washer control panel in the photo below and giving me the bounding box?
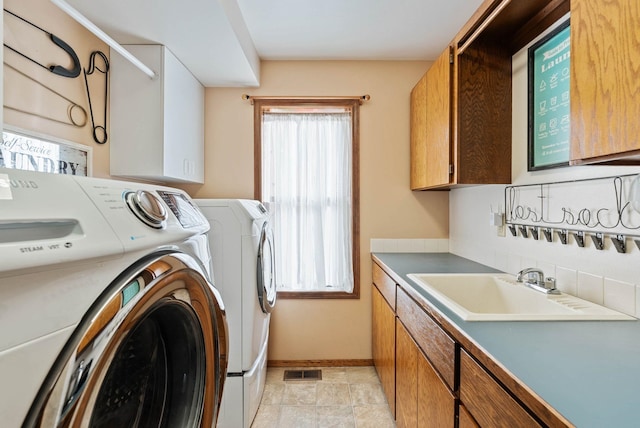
[157,191,204,229]
[125,190,168,229]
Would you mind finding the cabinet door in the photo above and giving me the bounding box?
[417,346,455,428]
[396,320,455,428]
[396,321,417,428]
[410,47,452,190]
[110,45,204,183]
[163,48,205,182]
[372,285,396,416]
[570,0,640,163]
[424,47,453,188]
[410,73,428,190]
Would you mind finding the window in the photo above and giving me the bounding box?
[254,98,360,299]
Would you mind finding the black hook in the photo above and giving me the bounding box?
[571,231,585,248]
[518,225,529,238]
[557,229,569,245]
[4,9,81,78]
[49,34,81,78]
[611,235,626,253]
[591,233,605,250]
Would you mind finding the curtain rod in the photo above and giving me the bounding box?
[241,94,370,105]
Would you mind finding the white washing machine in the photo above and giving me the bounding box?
[195,199,276,428]
[0,168,228,427]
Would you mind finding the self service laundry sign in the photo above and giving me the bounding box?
[0,129,91,176]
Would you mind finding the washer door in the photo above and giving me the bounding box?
[257,221,277,313]
[23,252,228,428]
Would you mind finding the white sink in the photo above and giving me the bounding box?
[407,273,635,321]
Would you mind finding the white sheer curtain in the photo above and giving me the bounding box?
[262,112,353,292]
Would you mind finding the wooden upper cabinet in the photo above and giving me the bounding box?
[570,0,640,164]
[424,47,453,189]
[410,47,452,190]
[410,72,428,189]
[409,0,576,190]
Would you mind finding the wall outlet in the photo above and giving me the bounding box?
[490,212,504,226]
[489,212,505,237]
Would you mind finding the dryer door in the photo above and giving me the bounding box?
[257,221,277,313]
[23,252,228,428]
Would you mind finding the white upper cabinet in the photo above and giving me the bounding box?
[110,45,204,184]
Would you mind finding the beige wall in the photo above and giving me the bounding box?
[3,0,109,177]
[181,61,450,361]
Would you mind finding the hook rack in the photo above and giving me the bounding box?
[505,174,640,254]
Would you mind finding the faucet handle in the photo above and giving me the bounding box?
[544,277,558,292]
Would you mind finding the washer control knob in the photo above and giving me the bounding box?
[125,190,168,229]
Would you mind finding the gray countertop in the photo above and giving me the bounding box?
[373,252,640,428]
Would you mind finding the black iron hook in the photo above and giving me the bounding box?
[4,8,81,78]
[49,34,81,78]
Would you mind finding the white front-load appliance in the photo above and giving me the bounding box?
[0,168,228,427]
[195,199,276,428]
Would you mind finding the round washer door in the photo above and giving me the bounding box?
[24,252,228,428]
[257,221,277,313]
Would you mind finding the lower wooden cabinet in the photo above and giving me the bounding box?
[395,320,418,428]
[372,284,396,416]
[396,320,455,428]
[459,349,541,428]
[371,257,567,427]
[417,342,455,427]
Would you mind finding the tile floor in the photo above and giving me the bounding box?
[251,366,396,428]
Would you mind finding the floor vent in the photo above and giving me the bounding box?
[283,369,322,381]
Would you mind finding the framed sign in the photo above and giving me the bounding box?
[528,20,571,171]
[0,126,92,176]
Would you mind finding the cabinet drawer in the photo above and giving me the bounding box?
[373,262,396,309]
[460,349,541,428]
[396,287,455,390]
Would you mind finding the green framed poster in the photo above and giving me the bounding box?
[528,20,571,171]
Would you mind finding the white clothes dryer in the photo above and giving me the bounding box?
[0,168,228,427]
[195,199,276,428]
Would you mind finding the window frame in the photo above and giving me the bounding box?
[253,98,360,299]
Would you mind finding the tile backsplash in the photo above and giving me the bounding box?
[450,185,640,318]
[369,239,449,253]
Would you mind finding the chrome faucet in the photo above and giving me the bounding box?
[516,267,560,295]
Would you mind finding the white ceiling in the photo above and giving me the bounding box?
[60,0,484,87]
